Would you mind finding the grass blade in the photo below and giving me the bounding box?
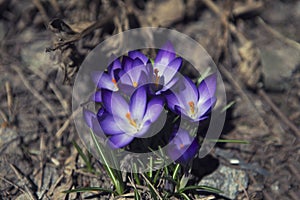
[63,187,114,193]
[179,185,223,194]
[72,141,93,172]
[90,130,124,195]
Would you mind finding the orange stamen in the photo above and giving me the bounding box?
[188,101,195,114]
[112,78,118,89]
[179,144,184,149]
[125,112,137,127]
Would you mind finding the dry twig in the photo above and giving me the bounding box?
[258,89,300,137]
[11,65,56,115]
[257,17,300,51]
[47,9,118,52]
[5,81,13,116]
[9,164,37,200]
[28,67,69,114]
[32,0,49,25]
[55,107,81,138]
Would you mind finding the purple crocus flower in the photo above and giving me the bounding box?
[117,54,150,95]
[150,42,182,95]
[99,86,164,148]
[167,128,199,164]
[166,74,217,122]
[91,58,122,102]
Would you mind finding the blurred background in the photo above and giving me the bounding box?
[0,0,299,199]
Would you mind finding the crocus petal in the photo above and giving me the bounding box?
[198,73,217,103]
[185,77,199,99]
[132,58,144,69]
[130,86,147,120]
[83,108,96,128]
[155,42,176,67]
[118,72,133,87]
[177,139,199,164]
[98,73,116,91]
[99,115,124,135]
[174,105,190,117]
[196,97,216,119]
[107,57,121,73]
[91,71,103,86]
[164,74,180,90]
[109,134,134,149]
[97,107,106,119]
[167,128,199,164]
[91,117,106,139]
[126,62,147,87]
[166,92,181,112]
[179,77,199,110]
[118,84,135,96]
[167,144,182,161]
[138,70,149,86]
[144,97,164,122]
[122,56,134,72]
[102,90,129,116]
[165,57,182,78]
[146,63,153,75]
[134,121,152,137]
[91,90,102,102]
[129,51,149,65]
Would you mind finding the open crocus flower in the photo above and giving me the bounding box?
[167,128,199,165]
[91,58,122,102]
[99,86,164,148]
[166,74,217,122]
[150,42,182,95]
[117,55,150,95]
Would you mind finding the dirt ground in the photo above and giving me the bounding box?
[0,0,299,199]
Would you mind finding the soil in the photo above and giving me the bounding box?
[0,0,299,199]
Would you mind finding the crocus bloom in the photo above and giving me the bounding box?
[166,74,217,122]
[99,86,164,148]
[91,58,122,102]
[150,42,182,95]
[167,128,199,164]
[117,55,150,95]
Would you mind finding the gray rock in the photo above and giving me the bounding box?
[199,165,249,200]
[260,47,300,91]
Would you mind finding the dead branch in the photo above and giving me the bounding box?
[46,9,118,52]
[11,64,56,115]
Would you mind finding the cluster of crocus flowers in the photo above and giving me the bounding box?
[83,42,217,164]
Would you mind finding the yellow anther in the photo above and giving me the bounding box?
[125,112,137,127]
[133,81,138,88]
